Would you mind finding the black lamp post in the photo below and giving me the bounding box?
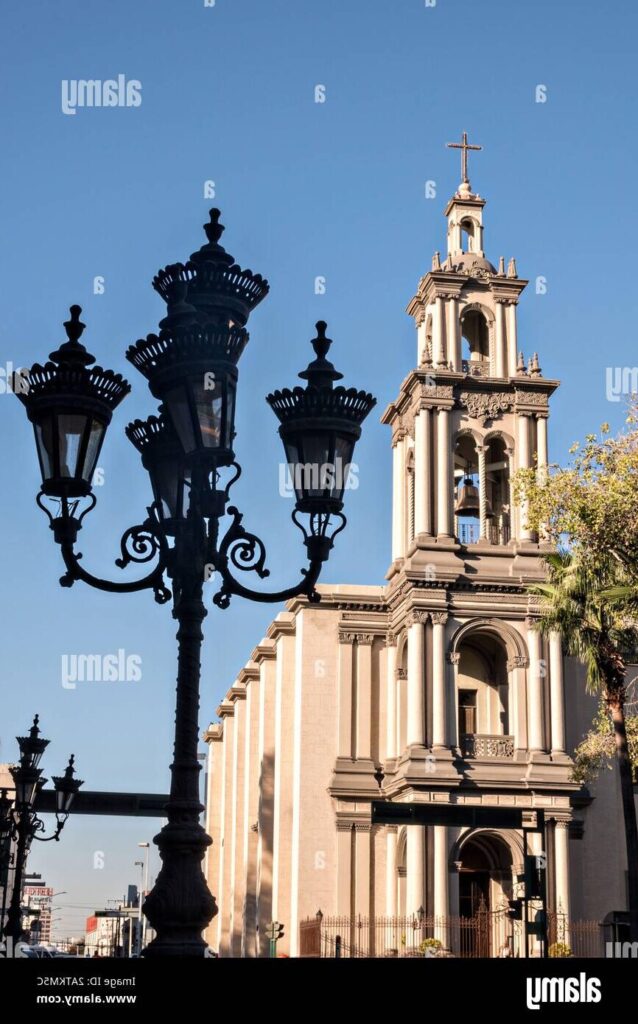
[0,717,82,952]
[16,209,376,957]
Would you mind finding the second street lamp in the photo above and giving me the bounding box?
[16,208,376,957]
[0,717,82,953]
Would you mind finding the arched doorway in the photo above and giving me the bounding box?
[458,831,517,956]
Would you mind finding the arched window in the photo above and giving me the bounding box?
[456,635,512,758]
[484,436,511,545]
[460,309,490,371]
[454,434,479,544]
[460,218,477,253]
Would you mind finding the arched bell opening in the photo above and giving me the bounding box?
[484,436,511,545]
[454,434,481,545]
[460,309,490,373]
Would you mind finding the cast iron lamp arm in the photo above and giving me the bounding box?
[209,504,341,609]
[54,514,172,605]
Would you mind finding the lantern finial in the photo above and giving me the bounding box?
[49,305,95,367]
[203,208,225,245]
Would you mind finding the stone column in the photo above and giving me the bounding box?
[477,444,488,541]
[414,408,432,537]
[553,819,571,939]
[337,823,353,916]
[406,826,426,915]
[407,615,426,746]
[536,415,548,477]
[446,297,460,370]
[431,613,448,749]
[495,300,506,377]
[506,301,518,378]
[527,618,545,752]
[517,414,533,541]
[549,632,566,754]
[436,409,452,538]
[337,634,354,759]
[356,636,374,761]
[434,296,446,366]
[392,430,407,561]
[354,824,371,917]
[433,825,449,942]
[447,653,460,750]
[386,826,398,916]
[386,636,397,760]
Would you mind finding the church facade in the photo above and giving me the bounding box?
[203,157,629,957]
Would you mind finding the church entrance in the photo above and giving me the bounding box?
[458,833,515,957]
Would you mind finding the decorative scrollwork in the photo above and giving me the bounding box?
[220,506,270,580]
[116,522,165,570]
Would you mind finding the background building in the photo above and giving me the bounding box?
[203,163,632,957]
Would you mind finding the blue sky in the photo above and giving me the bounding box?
[1,0,637,939]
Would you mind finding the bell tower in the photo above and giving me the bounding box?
[382,133,557,581]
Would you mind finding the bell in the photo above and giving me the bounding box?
[455,477,480,518]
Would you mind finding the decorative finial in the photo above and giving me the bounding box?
[49,307,95,367]
[312,320,332,360]
[517,351,526,375]
[498,257,505,276]
[507,257,517,278]
[530,352,542,377]
[432,251,441,270]
[63,305,86,343]
[298,321,343,388]
[204,208,225,245]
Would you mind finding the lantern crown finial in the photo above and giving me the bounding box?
[298,321,343,388]
[49,305,95,367]
[204,208,225,246]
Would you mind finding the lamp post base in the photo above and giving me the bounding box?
[142,820,216,958]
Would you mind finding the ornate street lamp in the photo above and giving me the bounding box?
[0,717,82,951]
[16,208,376,957]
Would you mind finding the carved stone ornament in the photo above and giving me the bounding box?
[515,391,548,408]
[506,655,529,671]
[460,391,512,422]
[431,612,449,626]
[407,610,430,627]
[421,383,454,402]
[386,632,398,647]
[338,631,375,644]
[446,652,461,665]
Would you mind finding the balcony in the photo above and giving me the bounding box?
[460,734,515,759]
[462,359,490,378]
[457,522,511,546]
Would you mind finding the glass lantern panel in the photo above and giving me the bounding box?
[283,440,300,500]
[332,435,356,500]
[82,420,105,482]
[35,417,55,480]
[193,378,224,449]
[57,413,89,478]
[165,386,197,454]
[225,379,236,449]
[299,432,332,498]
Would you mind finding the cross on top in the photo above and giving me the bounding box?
[447,131,482,185]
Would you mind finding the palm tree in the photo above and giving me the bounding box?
[533,551,638,942]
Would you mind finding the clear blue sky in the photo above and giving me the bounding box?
[1,0,637,939]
